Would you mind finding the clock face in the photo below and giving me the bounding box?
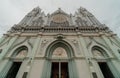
[52,14,67,23]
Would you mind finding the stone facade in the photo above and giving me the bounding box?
[0,7,120,78]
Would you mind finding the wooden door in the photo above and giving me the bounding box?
[51,62,69,78]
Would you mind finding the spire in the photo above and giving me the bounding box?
[80,7,87,11]
[27,6,41,17]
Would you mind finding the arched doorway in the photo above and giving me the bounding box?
[92,46,115,78]
[5,46,28,78]
[42,40,78,78]
[51,47,69,78]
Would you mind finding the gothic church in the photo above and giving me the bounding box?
[0,7,120,78]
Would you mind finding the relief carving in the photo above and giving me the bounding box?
[71,39,81,55]
[75,17,87,26]
[52,47,67,58]
[38,39,49,54]
[92,50,104,58]
[15,50,27,58]
[32,17,44,26]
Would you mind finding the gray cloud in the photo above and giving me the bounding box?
[0,0,120,37]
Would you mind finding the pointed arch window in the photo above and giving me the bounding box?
[12,46,28,58]
[92,46,115,78]
[5,46,28,78]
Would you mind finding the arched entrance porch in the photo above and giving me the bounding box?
[41,40,79,78]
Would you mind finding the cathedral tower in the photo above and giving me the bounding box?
[0,7,120,78]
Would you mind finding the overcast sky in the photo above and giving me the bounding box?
[0,0,120,37]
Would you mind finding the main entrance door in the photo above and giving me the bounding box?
[51,62,69,78]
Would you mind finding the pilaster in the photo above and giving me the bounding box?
[17,59,29,78]
[77,33,91,78]
[27,33,42,78]
[91,60,104,78]
[101,34,120,76]
[0,60,13,78]
[0,35,19,62]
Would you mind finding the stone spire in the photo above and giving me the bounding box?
[9,6,110,34]
[76,7,101,26]
[18,6,43,26]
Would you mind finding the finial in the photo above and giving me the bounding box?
[58,8,61,10]
[58,8,62,12]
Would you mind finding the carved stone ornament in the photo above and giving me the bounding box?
[32,17,44,26]
[55,34,65,40]
[15,50,27,58]
[52,47,67,58]
[93,50,104,58]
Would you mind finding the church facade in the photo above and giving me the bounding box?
[0,7,120,78]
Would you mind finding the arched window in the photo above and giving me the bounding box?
[5,46,28,78]
[92,46,108,58]
[92,46,114,78]
[12,46,28,58]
